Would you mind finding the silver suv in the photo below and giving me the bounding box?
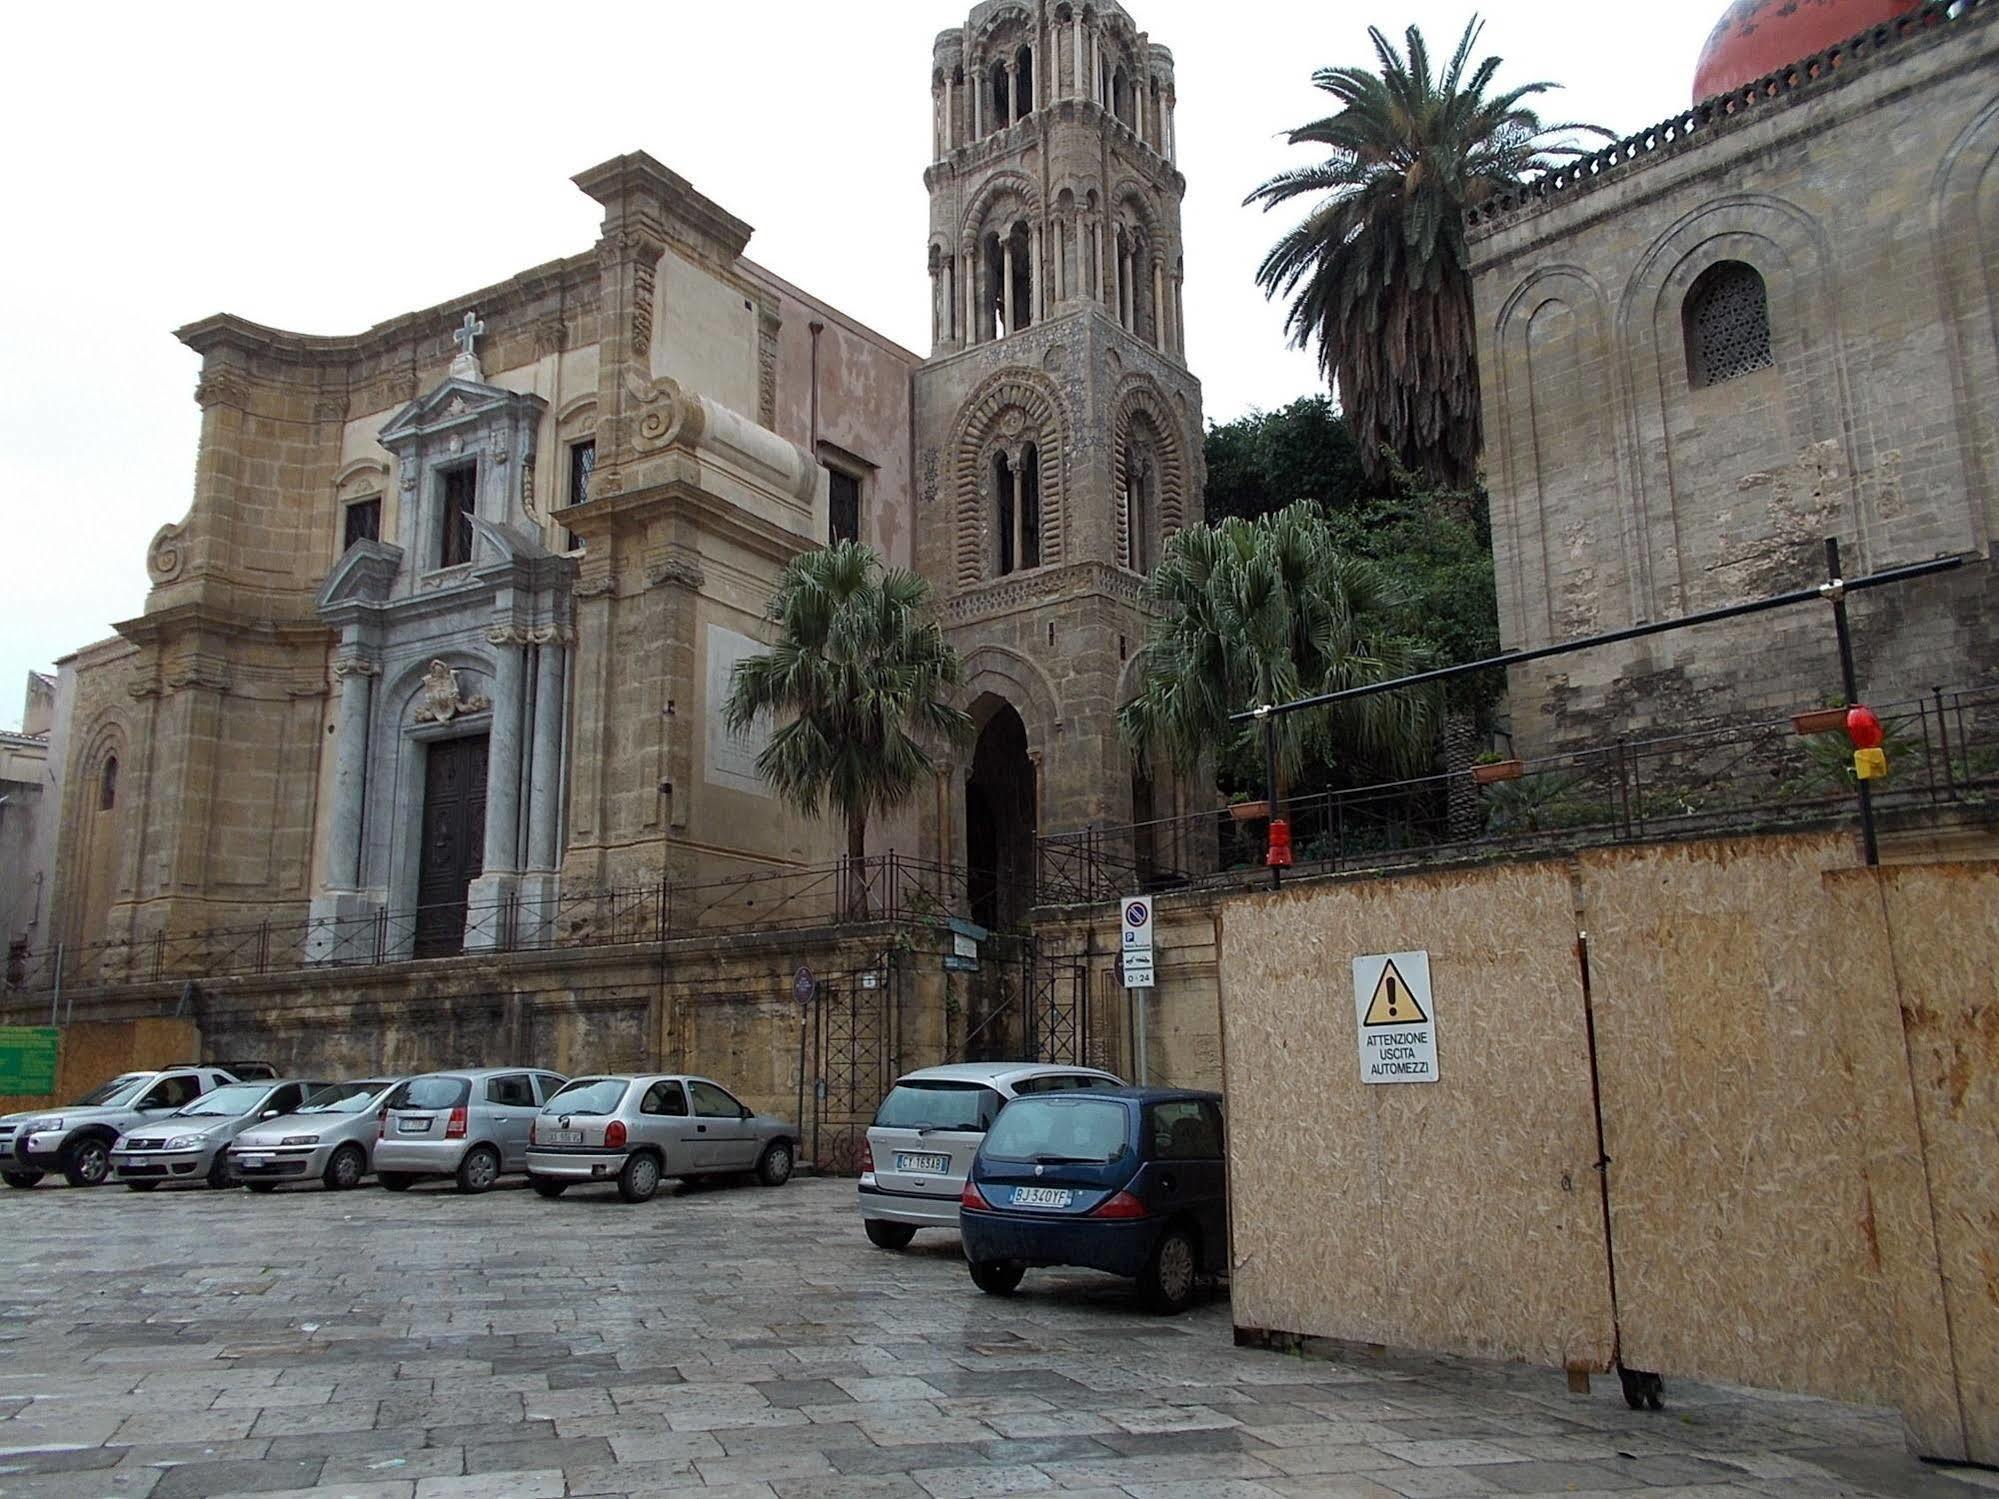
[373,1068,567,1193]
[858,1062,1123,1250]
[1,1066,241,1189]
[111,1078,330,1191]
[525,1074,801,1204]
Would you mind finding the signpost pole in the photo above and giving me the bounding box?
[1823,538,1880,868]
[1259,707,1280,891]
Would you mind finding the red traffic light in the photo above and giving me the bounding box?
[1846,705,1885,751]
[1265,818,1294,868]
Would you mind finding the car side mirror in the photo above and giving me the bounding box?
[261,1110,280,1119]
[740,1106,753,1120]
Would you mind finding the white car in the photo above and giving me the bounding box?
[857,1061,1123,1250]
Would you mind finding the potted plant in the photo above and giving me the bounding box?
[1472,752,1524,785]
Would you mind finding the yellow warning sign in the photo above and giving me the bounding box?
[1362,958,1429,1027]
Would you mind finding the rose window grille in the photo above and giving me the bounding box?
[1687,262,1774,388]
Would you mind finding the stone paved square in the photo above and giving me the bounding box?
[0,1178,1986,1497]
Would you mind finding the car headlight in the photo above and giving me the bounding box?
[163,1135,203,1151]
[25,1118,62,1134]
[280,1135,318,1147]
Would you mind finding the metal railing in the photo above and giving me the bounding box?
[2,853,964,998]
[1039,685,1999,906]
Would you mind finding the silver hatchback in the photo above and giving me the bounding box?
[372,1068,567,1193]
[110,1079,330,1191]
[857,1062,1123,1249]
[228,1078,405,1192]
[525,1074,801,1204]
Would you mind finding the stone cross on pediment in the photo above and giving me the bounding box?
[449,311,486,381]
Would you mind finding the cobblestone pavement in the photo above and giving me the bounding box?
[0,1176,1989,1499]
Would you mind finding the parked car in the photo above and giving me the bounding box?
[373,1068,568,1193]
[958,1086,1228,1314]
[227,1077,405,1192]
[110,1078,332,1191]
[1,1065,244,1189]
[525,1074,801,1204]
[857,1061,1123,1250]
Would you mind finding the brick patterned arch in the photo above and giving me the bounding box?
[1111,375,1193,568]
[950,369,1071,587]
[960,170,1044,253]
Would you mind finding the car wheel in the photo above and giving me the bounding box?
[377,1172,416,1192]
[244,1182,278,1194]
[756,1141,794,1187]
[125,1181,159,1192]
[970,1260,1026,1296]
[60,1136,111,1188]
[323,1145,366,1192]
[864,1219,916,1251]
[530,1177,567,1199]
[455,1145,501,1194]
[205,1155,234,1190]
[1139,1225,1199,1315]
[2,1171,42,1189]
[618,1153,661,1204]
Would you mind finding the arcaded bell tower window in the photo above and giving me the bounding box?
[438,462,478,568]
[1685,261,1774,389]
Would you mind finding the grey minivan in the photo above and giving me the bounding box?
[372,1068,567,1193]
[525,1074,801,1203]
[857,1062,1123,1249]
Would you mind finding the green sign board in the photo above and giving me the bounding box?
[0,1027,60,1095]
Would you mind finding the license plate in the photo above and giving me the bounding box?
[1010,1186,1074,1209]
[896,1152,949,1174]
[238,1155,265,1167]
[551,1130,584,1146]
[397,1117,430,1134]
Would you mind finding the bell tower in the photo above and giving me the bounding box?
[914,0,1205,913]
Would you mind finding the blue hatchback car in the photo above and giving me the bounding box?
[958,1086,1227,1313]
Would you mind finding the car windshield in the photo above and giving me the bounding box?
[395,1076,471,1111]
[73,1074,151,1107]
[982,1097,1131,1165]
[544,1078,628,1116]
[297,1081,394,1115]
[873,1081,1001,1133]
[173,1083,270,1118]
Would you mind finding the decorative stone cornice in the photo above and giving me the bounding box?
[945,560,1150,626]
[331,657,381,679]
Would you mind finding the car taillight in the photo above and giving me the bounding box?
[960,1180,990,1210]
[861,1139,874,1174]
[1090,1190,1148,1220]
[605,1120,628,1149]
[445,1106,467,1140]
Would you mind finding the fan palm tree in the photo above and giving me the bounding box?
[1118,503,1438,803]
[725,543,971,910]
[1246,18,1606,488]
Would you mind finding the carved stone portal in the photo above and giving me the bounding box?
[412,660,490,723]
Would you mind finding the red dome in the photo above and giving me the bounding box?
[1693,0,1922,102]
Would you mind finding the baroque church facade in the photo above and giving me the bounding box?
[44,0,1204,967]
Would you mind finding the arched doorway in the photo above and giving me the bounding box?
[966,699,1036,932]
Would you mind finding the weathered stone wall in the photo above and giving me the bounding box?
[1470,6,1999,751]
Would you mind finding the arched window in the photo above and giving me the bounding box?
[98,756,118,811]
[993,444,1041,577]
[990,61,1011,130]
[1684,261,1774,389]
[1123,445,1154,573]
[1015,45,1034,117]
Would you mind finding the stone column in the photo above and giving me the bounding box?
[1073,18,1084,98]
[1175,270,1186,356]
[945,76,956,148]
[1002,236,1016,335]
[964,248,977,343]
[1004,61,1016,125]
[1054,219,1066,301]
[1137,80,1148,145]
[1153,257,1167,350]
[1030,224,1043,322]
[1091,32,1101,102]
[1011,459,1026,572]
[326,656,376,891]
[1166,95,1177,162]
[528,637,567,871]
[484,631,527,875]
[974,72,983,136]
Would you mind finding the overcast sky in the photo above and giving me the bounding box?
[0,1,1721,730]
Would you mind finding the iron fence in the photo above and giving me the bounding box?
[1040,685,1999,906]
[3,853,963,998]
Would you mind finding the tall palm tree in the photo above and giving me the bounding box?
[725,543,971,905]
[1118,503,1437,801]
[1246,18,1605,488]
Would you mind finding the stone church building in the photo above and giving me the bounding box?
[43,0,1203,968]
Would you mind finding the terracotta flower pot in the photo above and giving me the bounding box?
[1472,760,1525,785]
[1228,800,1270,821]
[1792,708,1848,736]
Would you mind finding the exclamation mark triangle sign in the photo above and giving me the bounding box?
[1363,958,1429,1027]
